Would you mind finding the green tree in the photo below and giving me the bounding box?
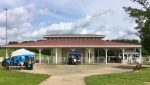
[109,39,140,44]
[124,0,150,54]
[8,41,18,44]
[21,41,34,43]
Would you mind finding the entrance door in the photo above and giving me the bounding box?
[68,55,74,65]
[68,55,81,65]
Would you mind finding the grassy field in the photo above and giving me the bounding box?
[0,49,49,58]
[0,49,12,57]
[142,62,150,65]
[0,68,50,85]
[0,49,50,85]
[85,67,150,85]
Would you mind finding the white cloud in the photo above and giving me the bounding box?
[0,4,36,43]
[0,27,6,36]
[39,8,50,15]
[80,29,88,34]
[47,22,74,31]
[0,5,33,28]
[20,14,91,37]
[22,14,96,39]
[74,15,93,28]
[114,22,139,40]
[20,9,139,41]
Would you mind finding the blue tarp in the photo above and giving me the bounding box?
[6,58,11,65]
[13,55,33,63]
[69,50,80,55]
[6,55,34,65]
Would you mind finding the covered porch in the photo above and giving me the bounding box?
[1,40,142,64]
[2,47,142,65]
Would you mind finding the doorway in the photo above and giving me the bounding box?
[67,50,81,65]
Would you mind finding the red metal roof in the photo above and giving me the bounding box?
[43,34,105,38]
[2,40,141,48]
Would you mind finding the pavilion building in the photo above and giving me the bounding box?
[1,34,142,64]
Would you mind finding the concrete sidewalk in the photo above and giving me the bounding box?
[21,64,132,85]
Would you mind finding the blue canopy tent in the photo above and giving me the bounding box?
[3,49,34,66]
[2,49,35,70]
[10,49,35,63]
[69,50,81,56]
[68,50,81,65]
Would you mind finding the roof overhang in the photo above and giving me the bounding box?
[1,40,141,48]
[1,45,141,48]
[43,34,105,38]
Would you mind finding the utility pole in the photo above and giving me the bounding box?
[4,8,8,59]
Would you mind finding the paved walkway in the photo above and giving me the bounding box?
[21,64,133,85]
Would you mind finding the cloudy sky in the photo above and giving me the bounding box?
[0,0,141,44]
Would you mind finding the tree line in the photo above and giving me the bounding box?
[107,39,140,44]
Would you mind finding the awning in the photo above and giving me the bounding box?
[11,48,35,57]
[69,50,80,55]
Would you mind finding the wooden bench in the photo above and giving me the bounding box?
[8,66,26,70]
[133,64,142,71]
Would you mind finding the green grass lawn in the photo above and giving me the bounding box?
[142,62,150,65]
[85,67,150,85]
[0,49,50,85]
[0,69,50,85]
[0,49,12,57]
[0,49,49,58]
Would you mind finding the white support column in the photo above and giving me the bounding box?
[6,48,8,59]
[81,53,83,64]
[127,54,129,62]
[88,48,91,64]
[139,48,142,63]
[47,57,50,64]
[105,48,108,64]
[55,48,58,64]
[38,49,42,64]
[122,48,125,64]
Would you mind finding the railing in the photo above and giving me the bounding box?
[34,56,150,64]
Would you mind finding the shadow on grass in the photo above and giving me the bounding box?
[141,67,150,70]
[112,65,134,69]
[112,65,150,72]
